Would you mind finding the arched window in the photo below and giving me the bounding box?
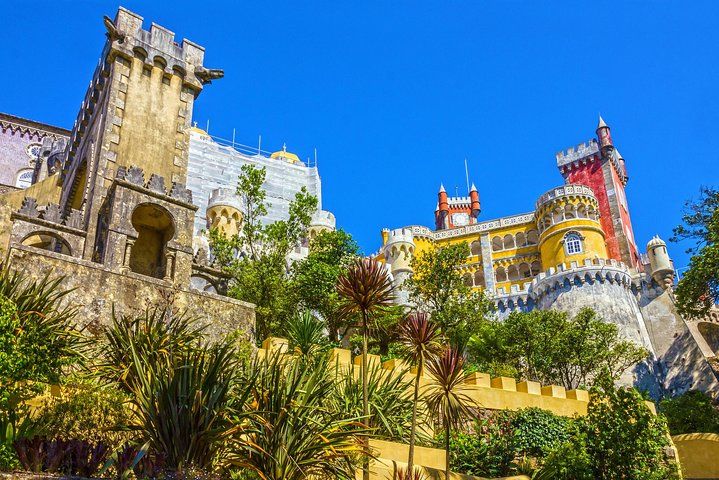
[495,266,507,283]
[503,234,515,250]
[527,230,539,245]
[491,236,503,251]
[470,240,482,256]
[564,232,583,255]
[474,270,485,288]
[463,273,473,287]
[15,169,34,189]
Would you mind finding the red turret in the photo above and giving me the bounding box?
[469,183,481,223]
[597,115,613,151]
[435,184,449,230]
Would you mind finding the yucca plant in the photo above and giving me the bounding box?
[126,339,240,474]
[285,309,328,359]
[336,258,394,480]
[96,306,205,391]
[226,352,365,480]
[329,361,417,442]
[425,347,476,480]
[398,312,442,473]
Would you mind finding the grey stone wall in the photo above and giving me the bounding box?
[7,245,255,342]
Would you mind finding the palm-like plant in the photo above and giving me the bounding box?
[425,347,476,480]
[227,352,365,479]
[126,340,241,474]
[329,361,417,442]
[336,258,394,480]
[0,265,84,420]
[285,309,328,359]
[96,307,205,392]
[398,312,442,473]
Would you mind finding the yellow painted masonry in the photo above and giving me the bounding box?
[538,218,607,270]
[259,337,591,417]
[672,433,719,480]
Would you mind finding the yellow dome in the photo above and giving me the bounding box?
[191,126,209,135]
[270,144,301,164]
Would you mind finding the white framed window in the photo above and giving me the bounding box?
[15,169,33,189]
[564,232,583,255]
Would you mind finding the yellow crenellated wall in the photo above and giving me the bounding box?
[672,433,719,479]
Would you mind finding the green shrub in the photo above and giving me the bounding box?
[34,385,132,451]
[659,390,719,435]
[0,443,19,471]
[511,407,570,458]
[535,434,592,480]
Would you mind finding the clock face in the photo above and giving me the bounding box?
[451,212,470,227]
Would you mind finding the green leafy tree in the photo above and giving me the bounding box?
[671,186,719,318]
[583,373,680,480]
[469,308,648,389]
[291,229,359,343]
[404,243,492,345]
[659,390,719,434]
[209,164,317,340]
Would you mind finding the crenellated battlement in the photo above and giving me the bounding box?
[555,139,599,168]
[310,209,336,229]
[535,184,598,212]
[530,257,633,300]
[258,336,592,417]
[207,188,242,211]
[385,227,414,245]
[109,8,208,84]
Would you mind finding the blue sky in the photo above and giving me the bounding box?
[2,1,717,269]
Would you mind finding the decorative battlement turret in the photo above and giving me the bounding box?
[555,139,600,170]
[105,8,215,92]
[310,209,336,231]
[385,227,414,245]
[207,188,242,212]
[535,184,597,212]
[647,235,674,290]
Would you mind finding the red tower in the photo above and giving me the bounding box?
[434,183,481,231]
[556,116,640,268]
[436,184,449,230]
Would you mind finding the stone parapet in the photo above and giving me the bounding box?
[555,138,600,169]
[530,257,632,301]
[535,184,597,212]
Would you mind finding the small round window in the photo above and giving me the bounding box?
[564,232,583,255]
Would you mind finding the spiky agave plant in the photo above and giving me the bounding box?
[226,352,365,480]
[397,312,443,473]
[425,347,476,480]
[336,258,394,480]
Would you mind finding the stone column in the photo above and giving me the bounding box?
[480,233,496,294]
[119,237,134,273]
[164,250,176,282]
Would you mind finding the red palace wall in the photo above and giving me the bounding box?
[565,162,623,262]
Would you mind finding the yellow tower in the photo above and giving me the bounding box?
[206,188,242,237]
[535,184,608,269]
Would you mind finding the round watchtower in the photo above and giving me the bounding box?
[647,235,674,290]
[535,184,607,271]
[382,227,415,304]
[308,209,336,241]
[206,188,242,237]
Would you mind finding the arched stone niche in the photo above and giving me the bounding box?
[129,203,176,279]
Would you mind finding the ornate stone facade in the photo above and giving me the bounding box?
[0,8,254,340]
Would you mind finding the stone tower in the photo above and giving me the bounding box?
[206,188,242,238]
[56,7,223,281]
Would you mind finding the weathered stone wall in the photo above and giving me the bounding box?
[7,245,255,341]
[639,289,719,397]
